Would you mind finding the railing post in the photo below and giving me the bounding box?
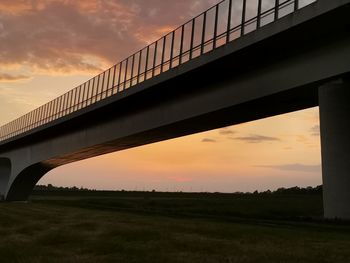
[43,103,48,124]
[170,31,175,68]
[91,77,96,103]
[41,105,46,125]
[22,114,27,132]
[35,107,40,128]
[44,103,49,124]
[137,50,142,83]
[227,0,232,43]
[257,0,262,28]
[77,85,82,109]
[61,94,67,117]
[117,62,122,92]
[47,101,52,122]
[113,69,118,95]
[85,82,90,106]
[152,42,158,77]
[60,95,65,117]
[3,126,6,140]
[124,58,129,90]
[28,111,32,129]
[130,55,135,86]
[275,0,279,21]
[53,97,60,120]
[85,82,89,106]
[179,25,184,64]
[145,46,150,79]
[190,19,195,59]
[294,0,299,11]
[18,116,23,134]
[13,119,17,136]
[54,97,59,119]
[61,94,66,117]
[47,102,52,123]
[3,125,6,140]
[13,120,17,136]
[201,12,207,55]
[94,75,100,102]
[106,69,111,97]
[52,99,57,120]
[41,103,46,123]
[111,65,117,91]
[80,83,86,108]
[37,107,41,126]
[30,109,35,128]
[101,72,106,99]
[69,90,73,113]
[64,92,69,115]
[52,100,56,120]
[36,108,40,127]
[71,89,76,113]
[65,91,70,114]
[22,116,26,133]
[12,120,16,137]
[241,0,247,36]
[32,109,36,128]
[44,104,48,124]
[213,4,219,49]
[39,107,43,125]
[27,112,31,130]
[14,119,18,136]
[161,36,166,72]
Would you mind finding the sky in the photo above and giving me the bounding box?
[0,0,321,192]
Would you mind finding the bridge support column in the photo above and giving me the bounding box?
[319,80,350,219]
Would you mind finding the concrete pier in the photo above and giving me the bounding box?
[319,80,350,219]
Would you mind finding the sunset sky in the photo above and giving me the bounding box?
[0,0,321,192]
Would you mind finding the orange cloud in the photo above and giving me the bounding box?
[0,73,31,82]
[0,1,32,15]
[0,0,221,76]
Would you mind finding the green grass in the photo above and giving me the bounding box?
[0,191,349,262]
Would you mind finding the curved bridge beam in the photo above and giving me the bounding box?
[5,162,54,201]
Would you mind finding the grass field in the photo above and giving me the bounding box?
[0,190,349,262]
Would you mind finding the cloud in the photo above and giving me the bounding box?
[201,138,217,143]
[255,163,321,173]
[0,73,31,82]
[234,134,280,143]
[0,0,221,76]
[310,125,320,136]
[0,1,138,75]
[0,0,273,77]
[218,128,235,135]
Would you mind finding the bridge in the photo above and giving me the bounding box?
[0,0,350,219]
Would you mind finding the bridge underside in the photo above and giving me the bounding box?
[0,0,350,218]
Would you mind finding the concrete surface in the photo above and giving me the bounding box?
[319,80,350,219]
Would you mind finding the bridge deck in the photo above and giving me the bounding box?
[0,0,321,146]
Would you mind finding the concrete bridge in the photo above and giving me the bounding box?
[1,0,350,219]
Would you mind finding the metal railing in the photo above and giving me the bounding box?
[0,0,316,143]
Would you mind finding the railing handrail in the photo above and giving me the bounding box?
[0,0,316,143]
